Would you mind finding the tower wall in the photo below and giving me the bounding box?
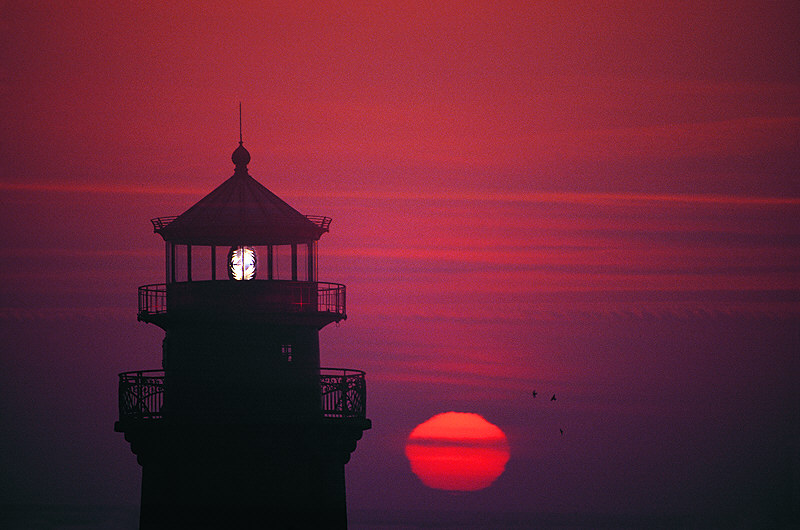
[163,321,322,422]
[129,422,361,529]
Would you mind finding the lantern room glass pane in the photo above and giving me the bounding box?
[214,246,228,280]
[273,245,292,280]
[173,245,188,282]
[192,246,213,281]
[296,244,308,281]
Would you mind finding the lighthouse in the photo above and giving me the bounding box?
[115,130,370,529]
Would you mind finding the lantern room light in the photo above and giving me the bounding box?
[228,246,257,280]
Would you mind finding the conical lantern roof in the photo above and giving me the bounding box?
[154,142,328,245]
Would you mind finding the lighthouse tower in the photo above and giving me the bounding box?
[115,134,370,529]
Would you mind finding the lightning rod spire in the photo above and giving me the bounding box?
[231,102,250,170]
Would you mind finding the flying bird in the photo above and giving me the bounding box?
[531,390,537,398]
[551,394,556,401]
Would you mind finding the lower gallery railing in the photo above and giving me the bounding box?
[118,368,366,422]
[319,368,367,418]
[118,370,165,420]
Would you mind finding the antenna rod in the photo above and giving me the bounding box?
[239,102,243,144]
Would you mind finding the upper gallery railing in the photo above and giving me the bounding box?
[117,368,366,422]
[138,284,167,315]
[138,281,345,318]
[150,215,332,232]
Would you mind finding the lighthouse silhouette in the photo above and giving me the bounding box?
[115,122,370,529]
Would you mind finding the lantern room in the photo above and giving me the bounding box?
[137,140,345,327]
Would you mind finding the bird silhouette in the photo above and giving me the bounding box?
[531,390,537,398]
[551,394,556,401]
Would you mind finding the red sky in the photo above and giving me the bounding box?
[1,2,798,527]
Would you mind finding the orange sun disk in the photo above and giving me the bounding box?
[405,412,510,492]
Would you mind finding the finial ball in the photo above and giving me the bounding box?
[232,142,251,168]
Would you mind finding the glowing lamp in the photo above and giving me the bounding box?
[228,246,257,280]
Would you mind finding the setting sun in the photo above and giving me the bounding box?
[405,412,510,492]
